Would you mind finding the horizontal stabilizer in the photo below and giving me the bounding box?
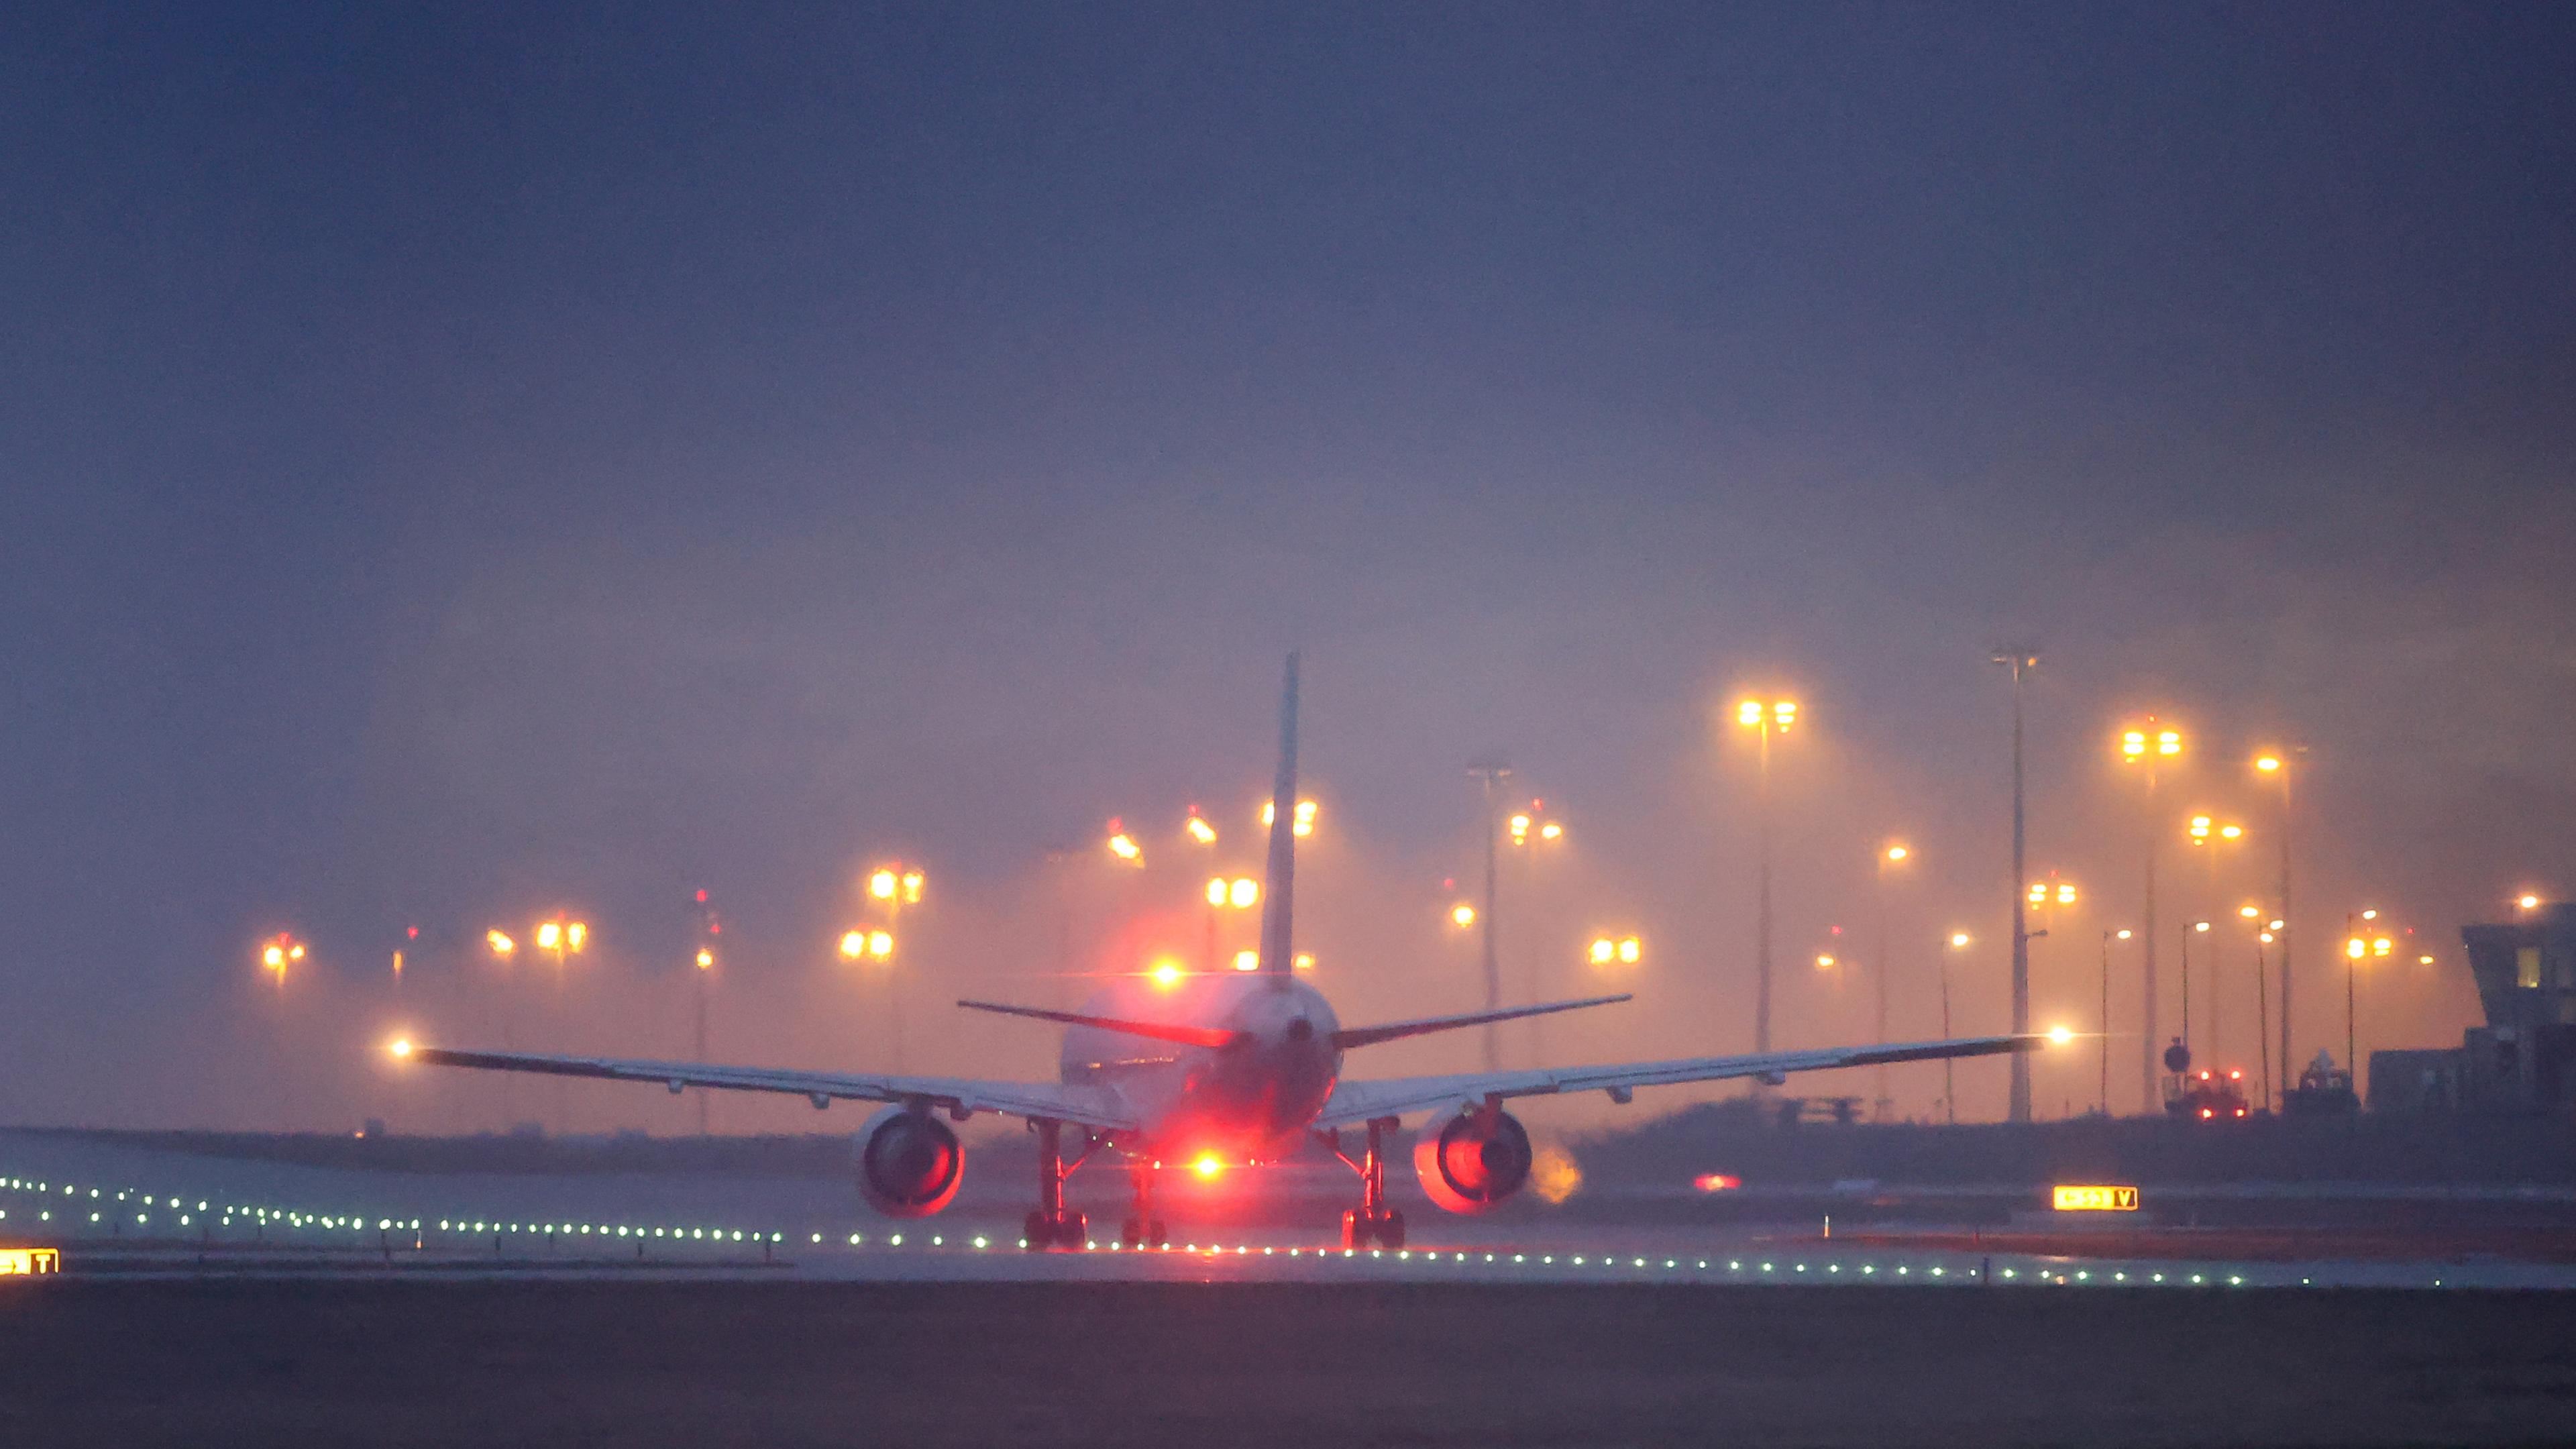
[956,999,1244,1049]
[1331,994,1632,1051]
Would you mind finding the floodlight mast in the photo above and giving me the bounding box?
[1466,760,1511,1073]
[1993,647,2039,1124]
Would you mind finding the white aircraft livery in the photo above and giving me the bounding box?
[394,655,2045,1249]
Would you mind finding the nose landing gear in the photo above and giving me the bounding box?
[1326,1117,1405,1250]
[1119,1163,1168,1248]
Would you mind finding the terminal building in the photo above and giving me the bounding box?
[2370,902,2576,1115]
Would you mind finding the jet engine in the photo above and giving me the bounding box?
[855,1106,965,1218]
[1411,1106,1532,1214]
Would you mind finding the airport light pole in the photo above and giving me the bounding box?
[2025,876,2074,1116]
[2100,928,2132,1116]
[2118,722,2183,1114]
[1939,931,1970,1124]
[1993,649,2039,1123]
[1735,698,1799,1058]
[2185,817,2243,1065]
[2345,910,2393,1097]
[2255,751,2298,1101]
[1466,761,1511,1072]
[1874,843,1911,1121]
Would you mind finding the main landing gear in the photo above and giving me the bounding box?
[1119,1161,1169,1249]
[1022,1119,1091,1250]
[1328,1117,1405,1250]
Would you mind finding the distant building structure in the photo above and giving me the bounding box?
[2369,903,2576,1115]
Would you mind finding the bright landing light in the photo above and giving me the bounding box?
[2047,1026,2075,1046]
[1150,961,1185,989]
[388,1039,413,1057]
[1191,1154,1224,1179]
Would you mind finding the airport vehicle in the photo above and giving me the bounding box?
[394,657,2045,1249]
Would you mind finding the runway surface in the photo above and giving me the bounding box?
[8,1127,2576,1291]
[7,1277,2576,1447]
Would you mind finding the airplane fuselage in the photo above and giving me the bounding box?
[1058,973,1342,1159]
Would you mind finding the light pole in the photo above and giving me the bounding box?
[1205,875,1258,974]
[868,864,924,1073]
[1993,649,2039,1122]
[2344,910,2393,1096]
[2179,919,2210,1067]
[1939,931,1970,1124]
[2100,928,2133,1116]
[2255,751,2297,1102]
[2185,816,2243,1065]
[1735,698,1799,1057]
[486,928,519,1124]
[2025,876,2075,1116]
[1875,843,1911,1122]
[693,946,714,1134]
[2119,722,2184,1114]
[1465,763,1511,1071]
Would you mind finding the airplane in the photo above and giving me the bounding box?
[390,655,2048,1250]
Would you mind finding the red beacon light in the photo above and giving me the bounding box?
[1693,1173,1742,1193]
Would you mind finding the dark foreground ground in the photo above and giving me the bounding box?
[3,1280,2574,1448]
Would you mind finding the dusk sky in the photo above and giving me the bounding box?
[7,3,2573,1131]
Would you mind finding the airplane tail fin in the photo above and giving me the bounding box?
[1256,653,1299,975]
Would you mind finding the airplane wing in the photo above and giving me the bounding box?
[1313,1032,2044,1128]
[392,1044,1140,1133]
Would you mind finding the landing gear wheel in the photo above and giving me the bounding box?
[1341,1207,1405,1249]
[1025,1210,1085,1250]
[1120,1216,1142,1248]
[1149,1218,1169,1248]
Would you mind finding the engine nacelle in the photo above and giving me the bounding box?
[855,1106,965,1218]
[1412,1106,1532,1214]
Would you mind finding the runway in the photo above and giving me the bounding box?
[7,1128,2575,1291]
